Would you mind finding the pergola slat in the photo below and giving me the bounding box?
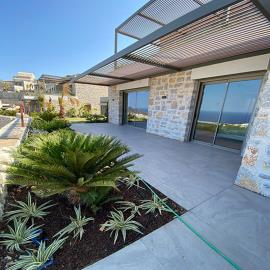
[72,0,270,86]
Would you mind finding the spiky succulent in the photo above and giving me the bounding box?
[115,201,142,216]
[4,192,54,223]
[140,193,171,215]
[0,219,41,252]
[6,237,67,270]
[54,205,94,240]
[121,174,142,189]
[100,210,143,244]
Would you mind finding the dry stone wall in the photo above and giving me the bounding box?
[73,83,108,113]
[108,86,123,124]
[147,71,199,141]
[235,70,270,197]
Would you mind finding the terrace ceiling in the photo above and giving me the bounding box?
[73,0,270,86]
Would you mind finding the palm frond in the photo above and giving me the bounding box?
[7,130,141,210]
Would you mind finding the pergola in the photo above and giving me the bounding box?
[72,0,270,86]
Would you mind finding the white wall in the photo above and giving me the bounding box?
[191,54,270,80]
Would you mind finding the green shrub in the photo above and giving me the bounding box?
[86,114,107,123]
[30,118,70,132]
[36,111,58,121]
[29,112,40,118]
[0,109,17,116]
[7,129,141,212]
[66,108,77,118]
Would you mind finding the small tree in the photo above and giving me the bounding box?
[2,82,11,91]
[57,83,71,118]
[38,95,45,112]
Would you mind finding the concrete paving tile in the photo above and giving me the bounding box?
[84,240,164,270]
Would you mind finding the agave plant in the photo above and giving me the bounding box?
[140,193,171,215]
[6,237,66,270]
[100,210,143,244]
[54,205,94,240]
[7,129,141,212]
[4,192,54,223]
[0,219,41,252]
[121,174,142,189]
[115,201,142,216]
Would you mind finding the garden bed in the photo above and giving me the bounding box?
[0,182,186,270]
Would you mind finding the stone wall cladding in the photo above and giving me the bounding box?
[73,83,108,114]
[235,70,270,197]
[147,71,199,141]
[108,86,123,125]
[45,84,108,113]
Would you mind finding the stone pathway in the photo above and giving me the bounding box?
[0,118,29,218]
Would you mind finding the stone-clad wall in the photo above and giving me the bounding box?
[73,83,108,113]
[147,71,199,141]
[108,86,123,124]
[235,70,270,197]
[45,83,108,113]
[107,70,198,140]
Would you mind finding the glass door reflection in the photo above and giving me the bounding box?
[126,89,149,129]
[193,79,261,151]
[215,80,261,150]
[193,83,227,144]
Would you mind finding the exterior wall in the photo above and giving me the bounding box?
[0,92,23,107]
[115,78,149,91]
[44,83,108,113]
[73,83,108,113]
[108,86,123,124]
[147,71,198,141]
[107,54,270,198]
[191,54,270,80]
[235,70,270,197]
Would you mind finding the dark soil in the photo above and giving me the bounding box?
[0,183,186,270]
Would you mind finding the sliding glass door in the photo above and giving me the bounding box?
[124,89,149,129]
[193,83,227,144]
[193,78,261,151]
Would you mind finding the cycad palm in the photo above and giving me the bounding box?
[7,130,141,211]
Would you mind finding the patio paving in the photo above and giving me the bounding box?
[72,123,270,270]
[72,123,241,210]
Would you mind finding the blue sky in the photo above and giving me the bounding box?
[0,0,147,80]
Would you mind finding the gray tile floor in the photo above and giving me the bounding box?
[72,123,241,210]
[72,123,270,270]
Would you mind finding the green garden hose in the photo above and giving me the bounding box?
[140,179,242,270]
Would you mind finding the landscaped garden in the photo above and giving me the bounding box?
[0,108,186,270]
